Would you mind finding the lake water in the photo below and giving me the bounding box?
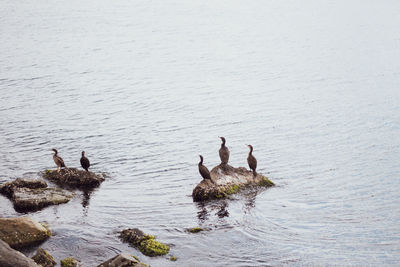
[1,0,399,266]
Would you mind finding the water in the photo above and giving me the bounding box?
[1,0,400,266]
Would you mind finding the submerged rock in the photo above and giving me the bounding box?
[43,168,105,188]
[119,228,170,257]
[0,239,39,267]
[60,257,77,267]
[192,164,274,201]
[0,178,72,212]
[32,248,56,267]
[186,227,204,233]
[0,217,51,248]
[98,253,149,267]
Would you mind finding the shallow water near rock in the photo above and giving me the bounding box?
[0,0,399,266]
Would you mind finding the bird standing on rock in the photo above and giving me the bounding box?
[247,145,257,176]
[80,151,90,171]
[219,137,230,166]
[198,155,212,182]
[52,148,66,173]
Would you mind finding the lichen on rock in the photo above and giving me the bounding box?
[192,164,274,201]
[119,228,170,257]
[43,168,105,189]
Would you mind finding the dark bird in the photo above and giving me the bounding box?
[80,151,90,171]
[219,137,230,166]
[247,145,257,176]
[198,155,212,182]
[52,148,66,172]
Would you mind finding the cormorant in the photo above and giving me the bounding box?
[247,145,257,176]
[80,151,90,171]
[52,148,66,172]
[198,155,212,182]
[219,137,230,166]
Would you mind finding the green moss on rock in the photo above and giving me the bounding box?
[32,248,56,267]
[60,257,77,267]
[119,228,170,257]
[139,238,170,256]
[258,176,274,187]
[169,256,177,261]
[187,227,204,233]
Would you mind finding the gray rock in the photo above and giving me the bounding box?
[43,168,105,188]
[12,187,72,212]
[0,178,47,198]
[98,253,149,267]
[192,164,274,201]
[0,178,72,212]
[0,217,51,248]
[32,248,56,267]
[0,239,39,267]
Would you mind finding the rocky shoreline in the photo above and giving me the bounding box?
[1,166,274,266]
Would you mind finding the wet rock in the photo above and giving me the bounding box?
[0,178,47,198]
[98,253,149,267]
[119,228,170,257]
[32,248,56,267]
[60,257,77,267]
[192,164,274,201]
[0,217,51,248]
[0,239,39,267]
[0,178,73,212]
[12,187,73,212]
[43,168,105,189]
[186,227,204,233]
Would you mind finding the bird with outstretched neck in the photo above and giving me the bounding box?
[198,155,212,182]
[52,148,66,173]
[219,137,230,166]
[80,151,90,171]
[247,145,257,176]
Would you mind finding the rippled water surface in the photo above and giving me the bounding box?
[1,0,400,266]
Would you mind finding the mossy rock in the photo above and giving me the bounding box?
[60,257,77,267]
[43,168,104,189]
[169,256,177,261]
[192,164,274,201]
[32,248,56,267]
[186,227,204,233]
[119,228,170,257]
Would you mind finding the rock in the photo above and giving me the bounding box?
[0,217,51,248]
[0,178,47,198]
[119,228,170,257]
[32,248,56,267]
[43,168,105,189]
[13,187,73,212]
[186,227,204,233]
[0,178,73,212]
[60,257,77,267]
[192,164,274,201]
[98,253,149,267]
[0,239,39,267]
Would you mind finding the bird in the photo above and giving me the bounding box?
[52,148,66,173]
[80,151,90,172]
[247,145,257,176]
[219,137,230,166]
[198,155,212,182]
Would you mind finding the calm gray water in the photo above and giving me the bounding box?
[1,0,400,266]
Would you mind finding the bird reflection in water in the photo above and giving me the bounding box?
[196,200,230,223]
